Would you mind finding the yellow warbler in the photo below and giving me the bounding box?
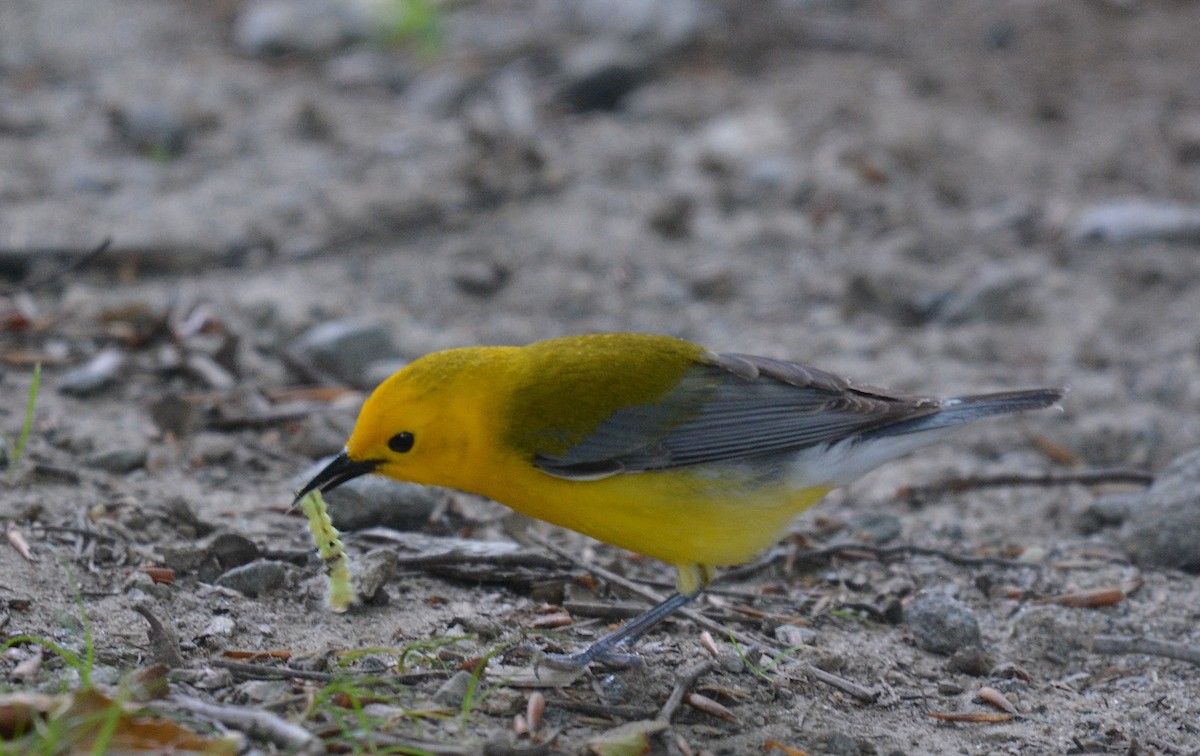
[295,333,1063,666]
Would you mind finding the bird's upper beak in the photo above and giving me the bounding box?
[293,450,381,504]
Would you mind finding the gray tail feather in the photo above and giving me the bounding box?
[869,387,1066,438]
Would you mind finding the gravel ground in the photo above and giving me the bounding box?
[3,0,1200,753]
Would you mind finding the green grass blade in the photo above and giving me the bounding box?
[8,362,40,480]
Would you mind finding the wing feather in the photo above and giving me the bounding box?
[533,351,940,478]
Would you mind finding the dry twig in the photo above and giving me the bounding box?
[802,664,878,704]
[171,694,318,752]
[1089,635,1200,667]
[657,660,716,723]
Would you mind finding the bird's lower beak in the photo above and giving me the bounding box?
[293,450,381,504]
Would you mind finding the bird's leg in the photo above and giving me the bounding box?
[541,591,697,669]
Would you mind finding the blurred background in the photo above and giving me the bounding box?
[2,0,1200,752]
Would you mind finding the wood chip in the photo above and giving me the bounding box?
[527,691,545,734]
[1039,587,1125,608]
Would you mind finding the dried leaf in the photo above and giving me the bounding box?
[587,719,669,756]
[0,691,59,738]
[685,692,738,723]
[57,688,237,754]
[976,686,1017,714]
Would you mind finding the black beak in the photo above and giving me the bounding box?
[293,450,381,504]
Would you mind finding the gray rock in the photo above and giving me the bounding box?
[556,41,652,112]
[352,548,400,603]
[1070,412,1163,468]
[1076,492,1139,535]
[107,104,193,158]
[234,0,373,58]
[773,623,817,648]
[848,512,902,545]
[297,456,443,530]
[433,669,478,707]
[290,319,399,388]
[1120,447,1200,572]
[363,358,409,390]
[236,679,291,703]
[216,560,288,597]
[905,590,982,655]
[148,394,200,437]
[1070,199,1200,245]
[1007,605,1079,664]
[208,533,261,571]
[188,433,238,466]
[82,447,148,474]
[288,411,357,460]
[946,645,994,677]
[452,257,511,298]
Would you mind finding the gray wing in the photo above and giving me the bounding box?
[533,351,941,479]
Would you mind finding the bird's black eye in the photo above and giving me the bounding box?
[387,432,415,453]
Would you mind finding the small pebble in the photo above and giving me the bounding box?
[290,319,399,388]
[452,258,511,297]
[198,615,236,640]
[234,0,372,57]
[433,669,477,708]
[82,447,147,474]
[351,548,400,603]
[107,105,193,158]
[216,560,287,598]
[905,590,982,656]
[188,433,237,466]
[207,533,261,571]
[555,41,649,112]
[237,679,291,703]
[1075,492,1138,535]
[148,394,200,437]
[774,623,817,647]
[947,645,994,677]
[1120,447,1200,572]
[848,511,902,544]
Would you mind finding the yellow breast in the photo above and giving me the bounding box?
[472,458,832,567]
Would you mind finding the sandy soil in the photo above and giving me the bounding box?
[3,0,1200,753]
